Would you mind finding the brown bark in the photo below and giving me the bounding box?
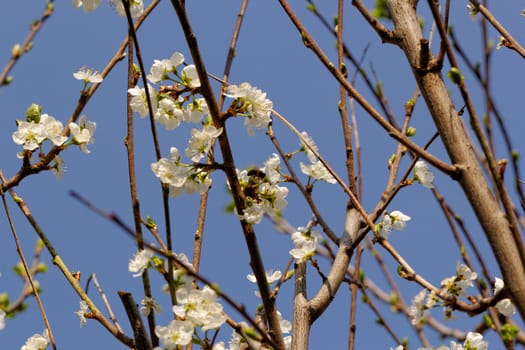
[387,0,525,321]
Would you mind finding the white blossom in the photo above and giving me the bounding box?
[185,125,223,162]
[73,67,103,84]
[289,227,322,261]
[21,329,50,350]
[379,210,411,238]
[12,121,46,151]
[128,249,154,277]
[441,263,477,297]
[40,114,67,146]
[147,52,185,84]
[263,153,282,184]
[463,332,488,350]
[181,65,201,88]
[300,160,336,184]
[154,96,184,131]
[247,269,282,284]
[224,82,272,135]
[75,300,89,327]
[493,277,516,317]
[154,319,194,348]
[495,298,516,317]
[414,160,434,188]
[69,116,96,154]
[408,289,428,325]
[183,98,208,123]
[129,84,157,118]
[173,285,226,331]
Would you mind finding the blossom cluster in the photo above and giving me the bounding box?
[391,331,488,350]
[21,329,50,350]
[153,286,227,349]
[407,263,516,343]
[126,249,227,349]
[289,226,322,262]
[12,102,96,178]
[440,262,478,298]
[224,82,273,136]
[128,51,207,130]
[151,147,214,198]
[235,154,289,224]
[377,210,411,239]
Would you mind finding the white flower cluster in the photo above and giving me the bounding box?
[129,51,208,131]
[391,331,488,350]
[73,66,103,89]
[378,210,411,239]
[12,103,96,178]
[289,226,322,262]
[172,285,227,331]
[20,329,50,350]
[128,248,155,277]
[224,82,273,136]
[440,262,478,298]
[73,0,144,18]
[151,147,214,198]
[405,265,515,349]
[235,154,289,224]
[153,255,226,349]
[493,277,516,317]
[298,131,336,185]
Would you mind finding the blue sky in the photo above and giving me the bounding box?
[1,1,524,349]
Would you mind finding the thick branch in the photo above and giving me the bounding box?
[386,0,525,321]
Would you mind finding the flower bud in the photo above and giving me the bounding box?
[25,103,42,123]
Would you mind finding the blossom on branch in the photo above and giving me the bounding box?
[147,52,185,83]
[440,263,477,298]
[75,300,90,327]
[172,285,226,331]
[12,120,46,152]
[21,329,50,350]
[185,125,223,162]
[493,277,516,317]
[73,67,103,88]
[378,210,411,238]
[289,226,322,262]
[154,319,194,348]
[151,147,213,197]
[129,84,158,118]
[224,82,273,135]
[128,249,154,277]
[408,289,428,325]
[69,116,96,154]
[413,160,434,188]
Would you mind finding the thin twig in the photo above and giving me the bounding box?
[0,175,56,350]
[0,2,53,87]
